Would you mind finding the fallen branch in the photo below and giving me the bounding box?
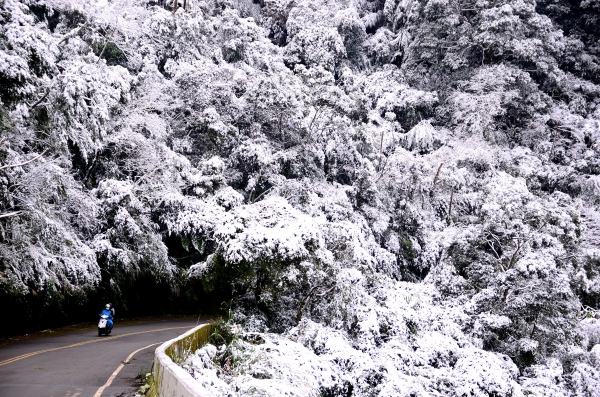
[0,149,48,172]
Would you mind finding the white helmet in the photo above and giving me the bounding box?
[105,304,111,310]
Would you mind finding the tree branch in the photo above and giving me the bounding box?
[296,283,334,324]
[486,239,501,260]
[375,154,390,183]
[0,150,47,172]
[306,107,323,141]
[58,22,89,45]
[0,211,23,219]
[96,40,110,64]
[29,91,50,109]
[251,186,273,203]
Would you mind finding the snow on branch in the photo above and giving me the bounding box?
[0,150,47,172]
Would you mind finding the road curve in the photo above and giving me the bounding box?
[0,318,203,397]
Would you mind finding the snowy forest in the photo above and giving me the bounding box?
[1,0,600,395]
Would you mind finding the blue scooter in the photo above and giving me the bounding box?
[98,306,114,336]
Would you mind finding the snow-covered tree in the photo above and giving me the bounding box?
[1,0,600,394]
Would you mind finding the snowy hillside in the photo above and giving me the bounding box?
[1,0,600,395]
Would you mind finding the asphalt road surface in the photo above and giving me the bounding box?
[0,317,203,397]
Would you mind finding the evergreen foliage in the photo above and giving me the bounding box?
[1,0,600,394]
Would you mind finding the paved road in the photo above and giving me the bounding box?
[0,318,203,397]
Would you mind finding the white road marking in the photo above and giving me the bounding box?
[93,342,162,397]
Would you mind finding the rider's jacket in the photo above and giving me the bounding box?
[100,308,113,319]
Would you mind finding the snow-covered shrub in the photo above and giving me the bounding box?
[403,120,436,153]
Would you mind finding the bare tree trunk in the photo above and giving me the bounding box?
[447,185,454,224]
[502,288,510,304]
[183,0,187,9]
[379,130,384,153]
[278,112,283,136]
[296,285,320,324]
[506,240,522,270]
[429,163,443,197]
[306,107,321,142]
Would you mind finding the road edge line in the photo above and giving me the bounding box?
[93,342,162,397]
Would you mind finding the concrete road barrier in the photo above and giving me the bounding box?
[147,323,216,397]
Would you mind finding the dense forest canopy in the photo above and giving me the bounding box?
[1,0,600,395]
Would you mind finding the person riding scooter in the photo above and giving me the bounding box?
[98,304,114,335]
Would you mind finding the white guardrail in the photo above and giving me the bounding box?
[148,323,216,397]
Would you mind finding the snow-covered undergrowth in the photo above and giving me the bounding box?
[2,0,600,393]
[186,287,528,397]
[186,282,600,396]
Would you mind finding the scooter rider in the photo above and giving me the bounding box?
[100,304,114,332]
